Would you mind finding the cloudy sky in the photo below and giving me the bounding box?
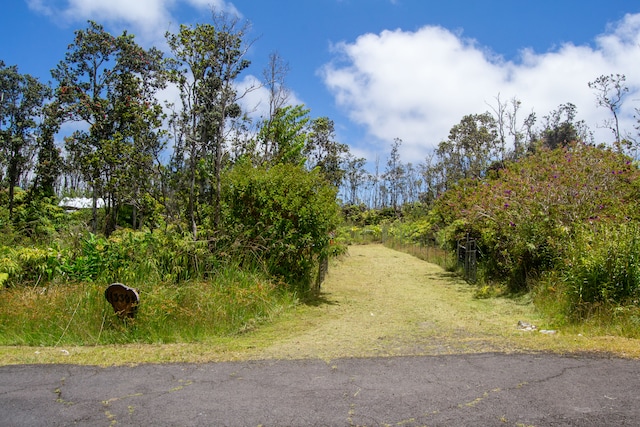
[3,0,640,164]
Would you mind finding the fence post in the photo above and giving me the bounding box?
[315,254,329,293]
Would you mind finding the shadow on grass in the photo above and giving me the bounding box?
[301,291,340,307]
[426,271,461,280]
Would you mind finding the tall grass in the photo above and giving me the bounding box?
[0,265,297,346]
[533,221,640,336]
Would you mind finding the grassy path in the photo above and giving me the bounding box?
[248,244,542,360]
[1,244,639,365]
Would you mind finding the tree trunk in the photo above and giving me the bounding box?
[189,158,197,240]
[91,188,98,234]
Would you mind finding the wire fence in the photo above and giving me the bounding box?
[457,235,478,284]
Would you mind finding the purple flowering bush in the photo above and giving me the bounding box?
[431,142,640,314]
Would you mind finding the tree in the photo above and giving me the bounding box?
[32,101,64,198]
[369,155,382,208]
[166,12,252,237]
[633,110,640,159]
[588,73,628,150]
[342,153,367,205]
[304,117,348,187]
[383,138,405,210]
[403,162,423,204]
[487,94,508,163]
[488,94,531,160]
[53,21,167,235]
[0,61,50,218]
[419,152,442,207]
[540,103,591,150]
[430,112,499,192]
[522,110,538,152]
[262,52,290,130]
[257,104,309,166]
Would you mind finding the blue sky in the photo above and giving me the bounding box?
[2,0,640,164]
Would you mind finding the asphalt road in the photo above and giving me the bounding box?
[2,352,640,426]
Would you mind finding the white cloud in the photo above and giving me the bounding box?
[25,0,54,16]
[322,13,640,162]
[27,0,236,45]
[64,0,170,28]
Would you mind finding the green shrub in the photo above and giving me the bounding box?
[0,228,231,288]
[11,195,66,243]
[222,162,340,295]
[335,224,384,244]
[0,245,61,286]
[62,230,227,286]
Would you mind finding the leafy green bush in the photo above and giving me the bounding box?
[0,205,15,245]
[222,162,340,294]
[0,247,21,283]
[11,195,67,243]
[0,245,61,286]
[341,204,400,226]
[335,224,384,245]
[64,229,231,285]
[387,218,435,245]
[0,228,229,288]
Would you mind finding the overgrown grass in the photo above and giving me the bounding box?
[534,270,640,339]
[522,221,640,338]
[0,266,297,346]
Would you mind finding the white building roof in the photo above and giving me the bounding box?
[58,197,105,210]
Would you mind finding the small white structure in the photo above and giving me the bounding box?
[58,197,105,212]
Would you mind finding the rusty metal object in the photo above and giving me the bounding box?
[105,283,139,318]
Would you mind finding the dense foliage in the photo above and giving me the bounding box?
[222,163,340,292]
[428,142,640,316]
[0,169,337,344]
[0,168,340,290]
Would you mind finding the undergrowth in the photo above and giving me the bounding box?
[0,266,297,346]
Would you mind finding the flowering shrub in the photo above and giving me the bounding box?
[432,142,640,294]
